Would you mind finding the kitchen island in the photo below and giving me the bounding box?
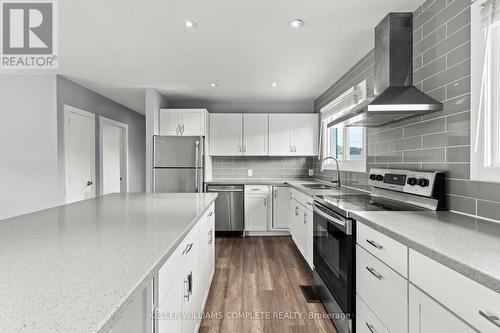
[0,193,217,333]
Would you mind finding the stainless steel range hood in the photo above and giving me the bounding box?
[328,13,443,127]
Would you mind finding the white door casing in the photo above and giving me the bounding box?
[64,105,96,204]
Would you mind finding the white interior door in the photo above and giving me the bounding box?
[100,117,128,196]
[64,106,96,204]
[102,123,122,195]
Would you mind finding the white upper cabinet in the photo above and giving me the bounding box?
[269,114,293,155]
[209,114,243,156]
[269,114,318,156]
[209,113,318,156]
[293,114,318,156]
[243,114,268,155]
[159,109,206,136]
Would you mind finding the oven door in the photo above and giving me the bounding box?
[313,201,355,318]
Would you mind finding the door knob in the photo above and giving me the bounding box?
[86,181,93,186]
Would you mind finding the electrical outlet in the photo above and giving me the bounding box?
[248,169,253,177]
[309,169,314,176]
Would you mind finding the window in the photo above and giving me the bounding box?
[320,81,367,172]
[323,126,366,171]
[471,0,500,182]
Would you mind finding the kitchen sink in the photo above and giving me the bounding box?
[301,183,337,190]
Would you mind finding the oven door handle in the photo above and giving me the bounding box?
[313,202,348,233]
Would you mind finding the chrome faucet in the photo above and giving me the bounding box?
[320,157,341,187]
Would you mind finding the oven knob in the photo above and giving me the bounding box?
[418,178,430,187]
[369,174,377,180]
[407,177,417,186]
[375,175,384,182]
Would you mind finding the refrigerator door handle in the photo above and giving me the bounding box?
[195,141,200,193]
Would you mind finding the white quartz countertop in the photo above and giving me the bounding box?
[351,210,500,293]
[0,193,217,333]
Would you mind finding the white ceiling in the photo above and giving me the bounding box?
[59,0,422,114]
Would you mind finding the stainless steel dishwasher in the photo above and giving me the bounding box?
[206,185,244,235]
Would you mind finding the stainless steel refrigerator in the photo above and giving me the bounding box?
[153,136,204,193]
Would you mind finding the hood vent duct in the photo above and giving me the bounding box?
[328,13,443,127]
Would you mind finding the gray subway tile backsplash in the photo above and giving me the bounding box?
[212,156,313,180]
[313,0,500,223]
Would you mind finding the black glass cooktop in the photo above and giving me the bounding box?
[315,194,424,216]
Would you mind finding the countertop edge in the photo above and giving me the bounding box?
[96,195,217,333]
[351,212,500,294]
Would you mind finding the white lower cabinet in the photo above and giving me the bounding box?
[288,190,313,270]
[155,204,215,333]
[356,295,390,333]
[409,249,500,333]
[356,245,408,333]
[409,284,475,333]
[357,223,500,333]
[272,186,289,229]
[244,186,269,232]
[304,206,313,269]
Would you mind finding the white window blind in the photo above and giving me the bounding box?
[471,0,500,182]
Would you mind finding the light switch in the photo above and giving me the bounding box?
[309,169,314,176]
[248,169,253,177]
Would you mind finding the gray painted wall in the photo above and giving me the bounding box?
[314,0,500,222]
[0,75,61,220]
[145,88,169,192]
[57,76,146,193]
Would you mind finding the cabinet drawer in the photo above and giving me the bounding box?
[409,249,500,333]
[356,295,391,333]
[357,223,408,277]
[357,245,408,333]
[304,195,314,211]
[245,185,269,194]
[159,223,198,298]
[290,188,305,206]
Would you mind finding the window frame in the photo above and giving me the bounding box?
[322,125,367,172]
[471,0,500,183]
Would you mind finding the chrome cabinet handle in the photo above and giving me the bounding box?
[208,229,213,245]
[304,213,307,223]
[366,239,384,250]
[295,206,299,216]
[366,266,383,280]
[184,276,190,301]
[208,211,213,217]
[264,198,267,206]
[86,181,93,186]
[365,322,377,333]
[479,310,500,328]
[182,242,193,255]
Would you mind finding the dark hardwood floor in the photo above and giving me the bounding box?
[199,236,338,333]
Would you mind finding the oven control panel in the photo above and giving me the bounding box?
[368,168,444,197]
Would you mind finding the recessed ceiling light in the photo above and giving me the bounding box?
[289,19,303,29]
[271,82,278,87]
[210,83,218,87]
[184,20,197,28]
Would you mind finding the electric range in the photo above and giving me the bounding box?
[312,168,445,333]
